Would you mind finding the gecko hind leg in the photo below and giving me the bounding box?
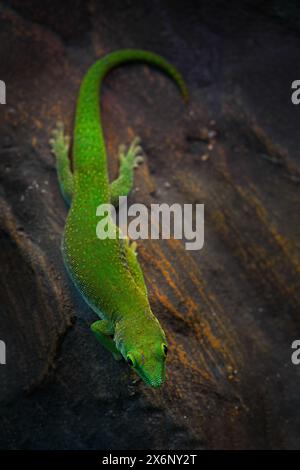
[91,320,122,361]
[110,136,143,207]
[50,122,74,206]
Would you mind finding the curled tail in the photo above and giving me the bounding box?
[73,49,188,177]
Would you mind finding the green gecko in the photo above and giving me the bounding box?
[50,49,188,388]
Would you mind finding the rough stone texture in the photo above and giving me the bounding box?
[0,0,300,449]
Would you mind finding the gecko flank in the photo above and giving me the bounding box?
[50,49,188,388]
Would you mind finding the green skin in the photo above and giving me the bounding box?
[50,49,188,388]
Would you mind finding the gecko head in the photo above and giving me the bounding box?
[121,322,168,388]
[126,342,168,388]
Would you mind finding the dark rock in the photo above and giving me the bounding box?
[0,0,300,450]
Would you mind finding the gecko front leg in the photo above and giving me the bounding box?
[110,136,143,207]
[90,319,122,361]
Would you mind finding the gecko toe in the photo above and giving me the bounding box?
[129,136,141,152]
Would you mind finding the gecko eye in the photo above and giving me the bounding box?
[127,354,135,367]
[162,344,168,356]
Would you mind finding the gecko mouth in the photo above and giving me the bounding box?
[137,367,166,388]
[149,377,164,388]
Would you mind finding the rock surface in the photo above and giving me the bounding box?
[0,0,300,449]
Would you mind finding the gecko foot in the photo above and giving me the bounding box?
[119,136,144,170]
[49,121,70,158]
[125,237,138,254]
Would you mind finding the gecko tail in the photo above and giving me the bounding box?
[73,49,188,175]
[103,49,189,102]
[82,48,188,104]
